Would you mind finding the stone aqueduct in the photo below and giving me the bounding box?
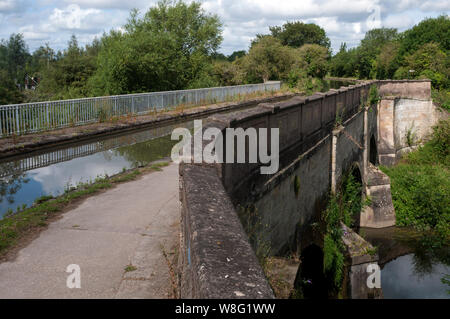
[178,80,439,299]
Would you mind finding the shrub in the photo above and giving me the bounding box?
[322,171,365,292]
[432,89,450,111]
[381,119,450,242]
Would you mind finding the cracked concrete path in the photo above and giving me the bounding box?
[0,163,180,299]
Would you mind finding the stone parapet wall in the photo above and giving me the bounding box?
[377,79,431,101]
[179,163,274,298]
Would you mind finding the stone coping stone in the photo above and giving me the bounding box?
[341,223,378,266]
[180,163,274,299]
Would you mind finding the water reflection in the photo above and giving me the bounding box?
[382,254,449,299]
[0,121,193,218]
[0,163,29,208]
[361,227,450,299]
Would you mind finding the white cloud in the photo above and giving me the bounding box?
[0,0,20,13]
[0,0,448,54]
[47,4,101,31]
[63,0,152,10]
[420,0,450,12]
[383,13,415,30]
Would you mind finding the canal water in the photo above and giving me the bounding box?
[0,121,194,218]
[361,227,450,299]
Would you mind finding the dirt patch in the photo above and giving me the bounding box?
[264,256,300,299]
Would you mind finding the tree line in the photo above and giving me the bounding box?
[329,15,449,109]
[0,0,448,110]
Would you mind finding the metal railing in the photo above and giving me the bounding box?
[0,81,281,137]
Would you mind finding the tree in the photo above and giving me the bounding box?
[400,15,450,55]
[297,44,329,79]
[0,34,28,104]
[36,35,97,100]
[227,50,246,62]
[0,69,23,105]
[0,33,30,90]
[330,43,359,78]
[89,0,223,95]
[212,60,245,86]
[29,44,56,73]
[403,42,449,89]
[269,21,330,49]
[374,41,401,79]
[211,52,227,61]
[357,28,398,78]
[4,34,30,80]
[241,36,296,83]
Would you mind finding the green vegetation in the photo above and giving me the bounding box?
[89,1,223,95]
[381,120,450,243]
[268,21,330,49]
[441,274,450,295]
[330,16,450,110]
[0,162,169,257]
[322,170,366,293]
[124,264,137,272]
[367,84,380,108]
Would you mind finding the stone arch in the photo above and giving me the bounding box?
[349,162,363,189]
[369,134,378,165]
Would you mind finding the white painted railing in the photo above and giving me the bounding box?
[0,81,281,137]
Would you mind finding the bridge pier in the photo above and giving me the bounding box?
[341,224,382,299]
[360,163,396,228]
[330,125,344,194]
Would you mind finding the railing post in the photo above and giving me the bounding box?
[15,106,19,134]
[0,108,3,137]
[46,103,49,128]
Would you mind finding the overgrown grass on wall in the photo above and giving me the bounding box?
[321,171,366,295]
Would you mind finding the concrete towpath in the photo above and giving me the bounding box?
[0,163,180,299]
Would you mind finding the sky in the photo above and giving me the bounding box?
[0,0,448,55]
